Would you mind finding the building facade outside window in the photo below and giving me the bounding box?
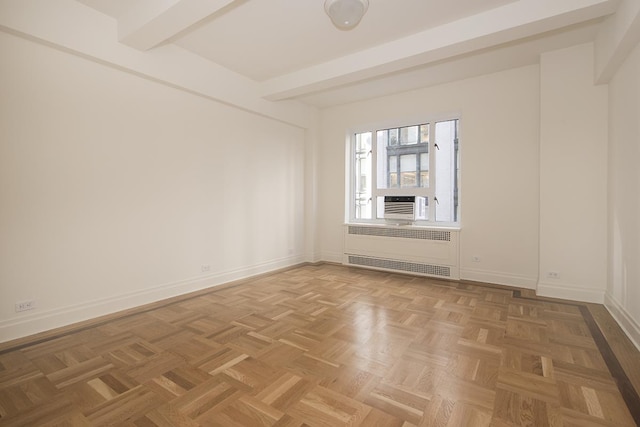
[349,118,460,225]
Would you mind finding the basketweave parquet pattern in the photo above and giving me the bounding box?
[0,264,638,426]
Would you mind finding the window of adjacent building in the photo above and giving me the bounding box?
[349,118,460,224]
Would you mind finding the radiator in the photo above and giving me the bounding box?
[343,224,460,279]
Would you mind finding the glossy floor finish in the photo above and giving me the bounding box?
[0,264,638,426]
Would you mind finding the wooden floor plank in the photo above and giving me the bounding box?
[0,264,638,426]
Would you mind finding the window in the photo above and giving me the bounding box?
[350,119,459,224]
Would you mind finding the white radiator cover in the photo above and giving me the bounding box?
[343,224,460,279]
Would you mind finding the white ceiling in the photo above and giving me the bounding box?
[71,0,619,108]
[173,0,519,81]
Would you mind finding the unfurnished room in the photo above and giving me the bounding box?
[1,0,639,425]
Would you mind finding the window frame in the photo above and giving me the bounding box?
[347,116,461,227]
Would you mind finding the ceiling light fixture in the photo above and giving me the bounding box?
[324,0,369,31]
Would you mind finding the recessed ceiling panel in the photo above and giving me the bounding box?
[173,0,519,81]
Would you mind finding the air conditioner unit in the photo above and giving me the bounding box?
[384,196,426,221]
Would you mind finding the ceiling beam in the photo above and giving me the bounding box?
[0,0,317,128]
[259,0,617,101]
[118,0,241,51]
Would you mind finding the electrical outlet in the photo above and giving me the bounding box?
[15,300,36,312]
[201,264,211,272]
[547,271,560,279]
[472,256,481,262]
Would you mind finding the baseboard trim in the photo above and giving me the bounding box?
[320,250,344,264]
[605,293,640,351]
[460,268,537,289]
[0,255,305,345]
[537,281,605,303]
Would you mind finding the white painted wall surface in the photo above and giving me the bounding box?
[538,43,608,303]
[607,39,640,347]
[318,66,541,288]
[0,32,306,342]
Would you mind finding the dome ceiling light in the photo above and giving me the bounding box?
[324,0,369,31]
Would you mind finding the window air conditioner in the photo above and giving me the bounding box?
[383,196,427,221]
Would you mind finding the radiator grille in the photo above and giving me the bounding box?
[348,226,451,241]
[348,256,451,277]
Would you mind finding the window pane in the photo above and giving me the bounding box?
[388,155,398,188]
[378,124,427,190]
[378,129,388,147]
[377,130,389,189]
[400,154,415,171]
[420,152,429,188]
[400,154,417,187]
[389,129,399,146]
[354,132,372,219]
[434,120,458,222]
[400,126,419,145]
[389,173,398,187]
[401,173,416,187]
[389,155,398,172]
[420,124,430,144]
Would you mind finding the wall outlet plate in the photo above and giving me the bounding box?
[15,300,36,312]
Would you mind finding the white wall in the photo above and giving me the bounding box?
[0,32,307,342]
[538,43,609,303]
[2,21,634,347]
[607,39,640,347]
[318,65,541,288]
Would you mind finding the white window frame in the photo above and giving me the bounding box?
[347,116,460,227]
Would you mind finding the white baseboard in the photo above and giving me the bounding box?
[304,251,321,263]
[460,268,538,289]
[320,250,344,264]
[0,255,305,344]
[604,293,640,351]
[537,281,605,303]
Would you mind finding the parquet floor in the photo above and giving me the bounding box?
[1,264,638,426]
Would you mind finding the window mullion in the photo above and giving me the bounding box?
[350,137,356,221]
[429,122,437,221]
[371,131,378,219]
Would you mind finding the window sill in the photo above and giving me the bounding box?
[344,221,460,231]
